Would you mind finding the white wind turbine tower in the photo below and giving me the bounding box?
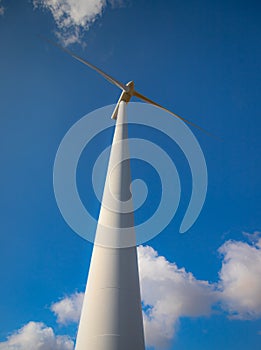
[48,40,211,350]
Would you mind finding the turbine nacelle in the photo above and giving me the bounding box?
[111,81,135,120]
[121,81,135,103]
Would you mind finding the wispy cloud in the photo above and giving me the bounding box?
[0,0,5,16]
[0,322,74,350]
[243,230,261,245]
[33,0,127,46]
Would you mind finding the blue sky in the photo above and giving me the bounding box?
[0,0,260,349]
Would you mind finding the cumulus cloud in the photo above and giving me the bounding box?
[33,0,127,45]
[49,247,217,349]
[48,238,261,349]
[3,237,261,350]
[0,0,5,16]
[138,245,217,349]
[0,322,74,350]
[218,235,261,319]
[51,292,84,325]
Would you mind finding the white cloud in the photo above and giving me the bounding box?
[51,292,84,325]
[0,322,74,350]
[33,0,127,45]
[4,237,260,350]
[0,0,5,16]
[49,240,261,349]
[138,245,217,349]
[243,230,261,246]
[218,237,261,319]
[49,247,217,349]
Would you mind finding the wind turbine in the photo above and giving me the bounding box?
[50,41,210,134]
[48,41,209,350]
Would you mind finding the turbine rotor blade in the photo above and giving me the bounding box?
[43,38,129,92]
[133,90,218,138]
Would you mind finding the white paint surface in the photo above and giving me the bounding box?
[75,102,145,350]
